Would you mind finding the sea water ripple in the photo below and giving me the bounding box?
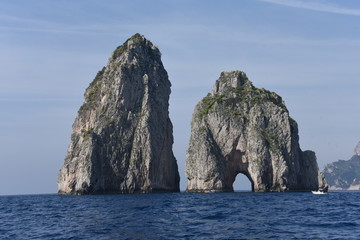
[1,191,360,239]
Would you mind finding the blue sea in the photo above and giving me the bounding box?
[1,191,359,240]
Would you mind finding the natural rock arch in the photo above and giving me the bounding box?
[230,172,254,192]
[186,71,328,193]
[220,149,254,192]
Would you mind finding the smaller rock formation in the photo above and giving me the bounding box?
[57,33,180,194]
[323,142,360,190]
[186,71,327,192]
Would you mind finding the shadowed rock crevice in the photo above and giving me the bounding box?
[186,71,328,192]
[58,34,180,195]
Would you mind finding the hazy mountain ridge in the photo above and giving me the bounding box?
[323,143,360,190]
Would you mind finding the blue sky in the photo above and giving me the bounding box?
[1,0,359,195]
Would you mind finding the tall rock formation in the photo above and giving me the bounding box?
[186,71,327,192]
[323,142,360,190]
[58,34,180,194]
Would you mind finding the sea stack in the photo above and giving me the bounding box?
[186,71,327,192]
[58,34,180,194]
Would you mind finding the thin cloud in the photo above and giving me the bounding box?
[260,0,360,16]
[2,23,360,47]
[0,12,119,35]
[0,13,49,25]
[0,97,79,103]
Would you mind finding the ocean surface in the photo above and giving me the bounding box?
[1,191,359,240]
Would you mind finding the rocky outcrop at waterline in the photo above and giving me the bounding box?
[323,142,360,190]
[186,71,328,192]
[57,34,180,194]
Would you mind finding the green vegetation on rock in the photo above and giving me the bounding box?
[112,33,143,60]
[83,127,94,140]
[79,67,105,113]
[261,129,281,155]
[197,94,224,118]
[197,75,287,119]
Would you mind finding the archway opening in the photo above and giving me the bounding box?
[232,172,253,192]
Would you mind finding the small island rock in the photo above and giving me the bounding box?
[186,71,327,192]
[58,34,180,194]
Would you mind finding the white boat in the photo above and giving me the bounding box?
[312,190,326,194]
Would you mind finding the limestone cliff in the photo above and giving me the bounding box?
[186,71,327,192]
[58,34,180,194]
[323,142,360,190]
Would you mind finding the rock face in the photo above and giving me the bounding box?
[58,34,180,194]
[186,71,327,192]
[323,142,360,190]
